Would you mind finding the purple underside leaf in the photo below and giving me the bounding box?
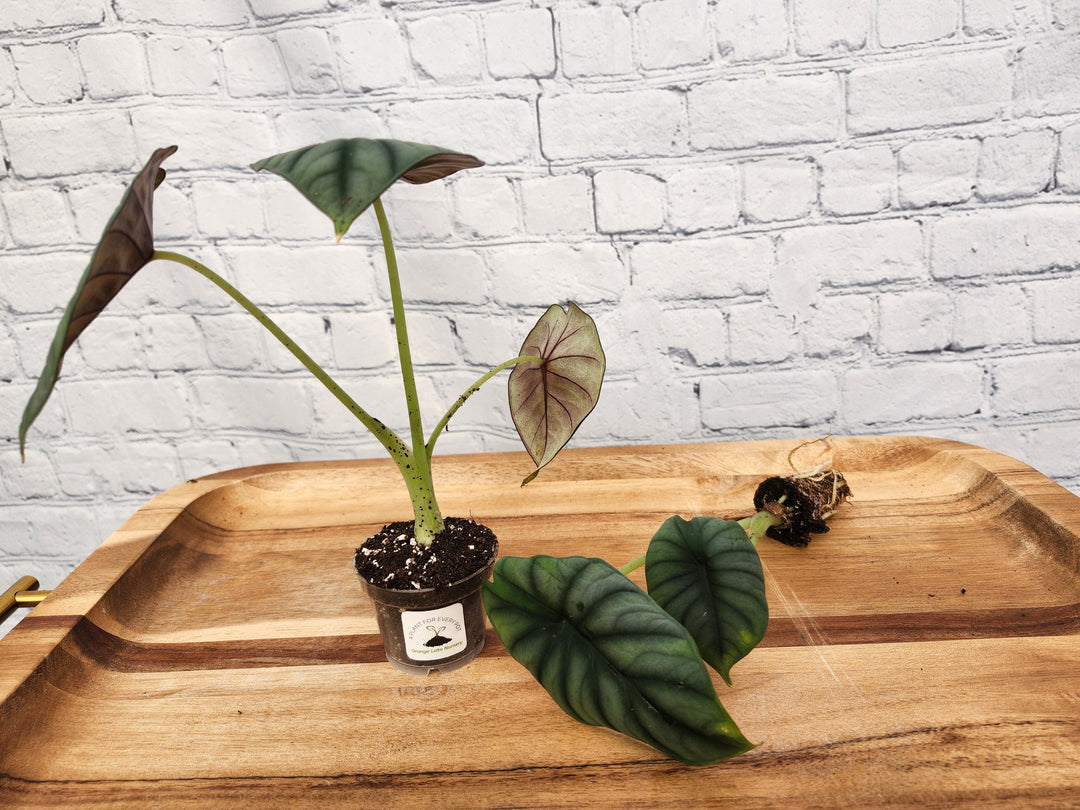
[19,145,177,458]
[509,302,605,484]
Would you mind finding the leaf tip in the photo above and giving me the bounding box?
[520,469,540,487]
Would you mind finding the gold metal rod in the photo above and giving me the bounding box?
[15,590,49,606]
[1,576,43,624]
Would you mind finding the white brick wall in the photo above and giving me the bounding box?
[3,0,1080,636]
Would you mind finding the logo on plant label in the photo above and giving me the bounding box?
[401,602,467,662]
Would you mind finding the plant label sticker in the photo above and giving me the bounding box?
[400,602,468,662]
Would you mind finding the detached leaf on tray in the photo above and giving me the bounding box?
[509,302,605,486]
[645,516,768,685]
[483,555,755,766]
[251,138,483,241]
[19,145,178,459]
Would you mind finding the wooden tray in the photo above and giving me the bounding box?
[2,437,1078,807]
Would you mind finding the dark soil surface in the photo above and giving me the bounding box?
[354,517,498,591]
[753,471,852,547]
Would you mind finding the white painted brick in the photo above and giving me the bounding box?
[962,0,1014,34]
[3,113,137,178]
[1024,420,1080,479]
[77,33,148,100]
[992,351,1080,414]
[113,0,248,26]
[222,36,290,98]
[67,181,128,243]
[176,437,243,481]
[250,0,329,17]
[0,252,85,314]
[223,244,377,307]
[119,249,228,311]
[0,2,105,29]
[701,369,838,429]
[819,145,894,215]
[777,220,926,286]
[847,49,1012,134]
[484,7,555,78]
[262,180,342,239]
[977,130,1055,200]
[636,0,712,69]
[262,312,332,374]
[2,376,67,447]
[688,73,842,149]
[591,376,698,442]
[52,444,115,497]
[802,294,875,357]
[328,311,396,370]
[455,313,518,367]
[10,43,83,105]
[272,108,387,155]
[333,19,411,92]
[1053,0,1080,26]
[843,362,983,423]
[17,318,86,389]
[146,36,220,96]
[142,314,210,372]
[131,108,275,170]
[382,181,454,241]
[1014,37,1080,116]
[393,248,490,305]
[76,317,142,372]
[3,187,76,247]
[952,285,1029,349]
[276,27,339,94]
[388,98,535,165]
[149,182,196,242]
[191,180,267,239]
[540,90,686,160]
[728,303,798,362]
[0,51,15,107]
[558,6,634,77]
[594,170,665,233]
[742,159,816,222]
[713,0,789,62]
[1030,278,1080,343]
[631,236,772,300]
[452,175,519,238]
[0,325,18,379]
[520,174,594,235]
[662,306,728,366]
[489,243,626,307]
[197,313,266,370]
[878,0,959,47]
[110,441,185,494]
[898,138,979,208]
[0,453,60,505]
[407,13,484,84]
[930,206,1080,278]
[793,0,871,55]
[192,375,313,434]
[63,377,192,435]
[878,290,954,353]
[665,165,740,232]
[404,312,458,366]
[1058,124,1080,192]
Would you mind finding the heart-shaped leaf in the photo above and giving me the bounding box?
[483,555,754,766]
[646,516,768,685]
[250,138,483,240]
[509,302,605,485]
[19,145,177,459]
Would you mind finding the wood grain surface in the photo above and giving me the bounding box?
[1,436,1078,808]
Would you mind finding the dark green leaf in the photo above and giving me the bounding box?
[646,516,768,685]
[19,145,177,460]
[483,555,754,765]
[251,138,483,240]
[509,302,605,486]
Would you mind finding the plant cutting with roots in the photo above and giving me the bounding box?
[17,139,852,767]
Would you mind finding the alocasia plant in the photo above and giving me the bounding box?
[18,138,606,547]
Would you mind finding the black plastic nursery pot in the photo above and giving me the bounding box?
[355,542,497,676]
